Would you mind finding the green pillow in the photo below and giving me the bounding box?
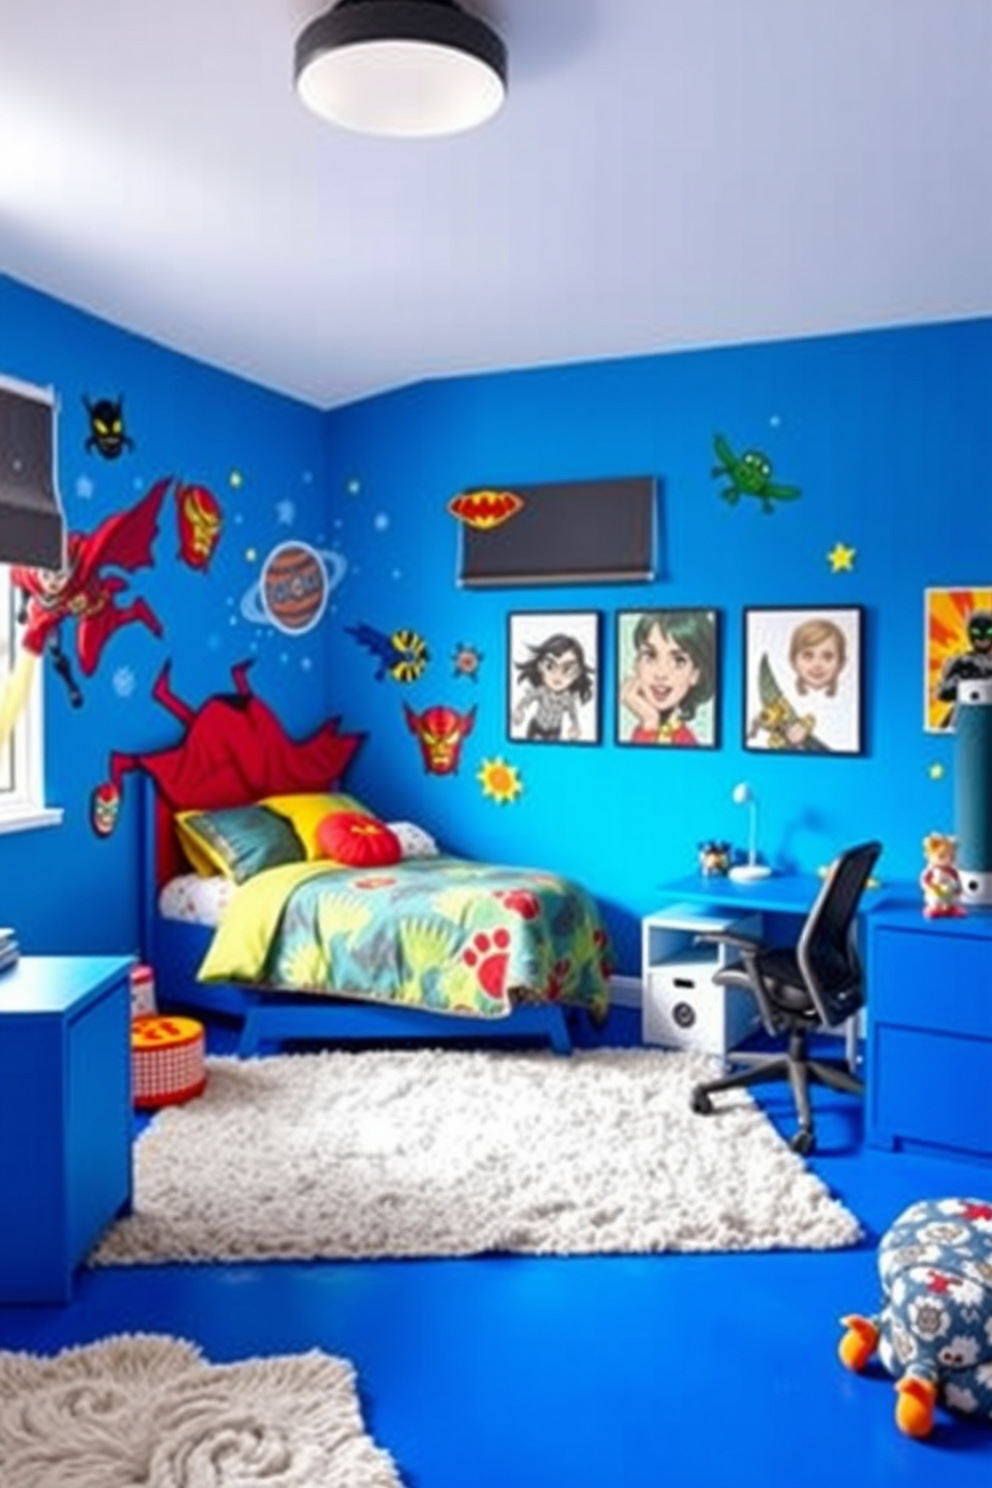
[176,805,305,883]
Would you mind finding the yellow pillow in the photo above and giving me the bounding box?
[259,792,370,860]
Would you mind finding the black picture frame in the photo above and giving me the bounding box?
[507,610,602,745]
[742,605,865,756]
[614,607,720,749]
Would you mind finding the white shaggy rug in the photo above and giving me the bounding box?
[0,1334,401,1488]
[91,1047,860,1265]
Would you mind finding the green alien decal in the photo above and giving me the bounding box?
[711,433,801,514]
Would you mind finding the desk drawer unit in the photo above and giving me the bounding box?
[644,953,760,1056]
[866,914,992,1162]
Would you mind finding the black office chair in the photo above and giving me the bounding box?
[689,840,882,1154]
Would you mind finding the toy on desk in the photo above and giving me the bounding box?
[727,782,772,882]
[697,840,732,877]
[838,1197,992,1438]
[920,831,966,919]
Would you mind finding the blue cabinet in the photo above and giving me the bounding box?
[0,956,133,1303]
[866,907,992,1163]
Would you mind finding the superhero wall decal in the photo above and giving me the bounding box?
[7,475,226,708]
[83,395,135,459]
[347,623,429,682]
[711,433,801,514]
[447,488,525,531]
[11,478,169,707]
[404,702,476,775]
[175,481,223,571]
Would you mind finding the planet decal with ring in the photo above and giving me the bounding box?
[240,541,346,635]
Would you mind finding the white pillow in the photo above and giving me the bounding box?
[387,821,440,859]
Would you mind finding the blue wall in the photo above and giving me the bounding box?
[322,320,992,972]
[0,274,336,955]
[3,267,990,979]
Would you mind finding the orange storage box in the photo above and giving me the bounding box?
[131,1014,207,1109]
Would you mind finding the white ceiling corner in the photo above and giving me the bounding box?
[0,0,989,408]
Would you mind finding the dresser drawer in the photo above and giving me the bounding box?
[870,1025,992,1159]
[869,926,992,1037]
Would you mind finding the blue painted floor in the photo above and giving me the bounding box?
[2,1010,992,1488]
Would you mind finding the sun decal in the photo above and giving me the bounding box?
[477,756,523,805]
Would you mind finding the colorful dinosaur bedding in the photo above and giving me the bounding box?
[197,855,611,1020]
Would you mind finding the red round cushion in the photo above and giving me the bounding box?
[316,810,402,867]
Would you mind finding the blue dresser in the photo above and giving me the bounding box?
[0,956,134,1303]
[865,904,992,1163]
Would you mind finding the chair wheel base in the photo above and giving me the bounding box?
[790,1128,815,1156]
[691,1087,713,1115]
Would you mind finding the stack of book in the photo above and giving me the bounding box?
[0,927,19,974]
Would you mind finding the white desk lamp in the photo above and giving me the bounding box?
[728,782,772,882]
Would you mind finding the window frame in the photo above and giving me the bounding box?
[0,565,62,834]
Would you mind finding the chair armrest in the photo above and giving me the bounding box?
[697,932,780,1037]
[694,931,763,953]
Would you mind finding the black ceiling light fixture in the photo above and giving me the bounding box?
[294,0,508,138]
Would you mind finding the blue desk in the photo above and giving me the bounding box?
[655,875,992,1163]
[649,872,898,1066]
[656,872,893,917]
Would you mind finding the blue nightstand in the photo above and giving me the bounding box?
[0,955,134,1303]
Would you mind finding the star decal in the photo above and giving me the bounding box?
[928,762,945,781]
[827,542,856,572]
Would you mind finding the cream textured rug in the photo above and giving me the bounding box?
[0,1334,401,1488]
[91,1047,860,1265]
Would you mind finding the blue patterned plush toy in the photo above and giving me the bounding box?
[838,1197,992,1437]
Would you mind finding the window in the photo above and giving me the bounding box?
[0,566,61,833]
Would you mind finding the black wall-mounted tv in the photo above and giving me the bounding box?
[455,476,658,588]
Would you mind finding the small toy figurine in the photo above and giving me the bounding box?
[920,831,966,918]
[698,840,732,877]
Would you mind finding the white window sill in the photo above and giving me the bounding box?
[0,805,64,836]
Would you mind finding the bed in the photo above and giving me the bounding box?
[140,774,611,1056]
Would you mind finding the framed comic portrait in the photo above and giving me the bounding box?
[743,605,864,756]
[924,586,992,732]
[615,608,719,749]
[507,610,602,745]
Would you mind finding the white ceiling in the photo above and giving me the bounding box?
[1,0,990,409]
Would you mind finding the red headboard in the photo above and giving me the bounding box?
[131,668,363,887]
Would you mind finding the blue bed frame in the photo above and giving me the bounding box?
[139,775,573,1056]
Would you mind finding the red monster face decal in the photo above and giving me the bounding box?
[176,482,223,570]
[404,702,476,775]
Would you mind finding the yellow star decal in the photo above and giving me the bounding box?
[928,762,945,780]
[230,469,243,488]
[827,542,856,572]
